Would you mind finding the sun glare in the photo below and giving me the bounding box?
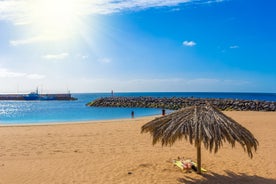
[29,0,81,38]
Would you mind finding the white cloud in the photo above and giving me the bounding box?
[26,74,45,80]
[186,78,219,84]
[0,68,45,80]
[10,34,67,46]
[74,54,89,61]
[98,57,111,63]
[204,0,225,4]
[81,55,89,60]
[69,77,250,92]
[10,36,44,46]
[183,40,196,47]
[1,0,225,24]
[2,0,224,45]
[124,78,251,92]
[230,45,239,49]
[0,68,25,78]
[0,1,26,22]
[42,53,69,60]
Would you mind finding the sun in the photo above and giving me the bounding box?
[29,0,81,38]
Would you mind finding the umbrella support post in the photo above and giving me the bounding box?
[196,144,202,174]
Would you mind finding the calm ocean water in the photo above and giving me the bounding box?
[0,92,275,125]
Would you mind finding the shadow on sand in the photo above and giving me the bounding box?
[178,170,276,184]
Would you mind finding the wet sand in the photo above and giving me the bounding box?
[0,111,275,184]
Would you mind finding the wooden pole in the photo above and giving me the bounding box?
[195,106,202,174]
[197,143,202,174]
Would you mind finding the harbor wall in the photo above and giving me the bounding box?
[86,96,276,111]
[0,94,24,100]
[0,94,76,101]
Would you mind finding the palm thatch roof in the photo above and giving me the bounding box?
[141,103,258,174]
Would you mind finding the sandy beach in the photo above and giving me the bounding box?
[0,111,275,184]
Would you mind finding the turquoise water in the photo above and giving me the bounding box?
[0,92,275,125]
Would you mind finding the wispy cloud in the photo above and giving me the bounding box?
[0,68,25,78]
[204,0,225,4]
[1,0,225,24]
[81,55,89,60]
[230,45,239,49]
[42,53,69,60]
[73,77,250,92]
[3,0,224,45]
[10,34,67,46]
[183,40,196,47]
[26,74,45,80]
[0,68,45,79]
[0,0,27,23]
[10,36,46,46]
[98,57,111,63]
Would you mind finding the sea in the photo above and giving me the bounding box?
[0,92,275,125]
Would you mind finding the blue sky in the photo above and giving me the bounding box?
[0,0,275,93]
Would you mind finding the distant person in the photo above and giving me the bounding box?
[162,109,166,116]
[131,111,134,118]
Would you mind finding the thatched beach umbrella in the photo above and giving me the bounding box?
[141,103,258,174]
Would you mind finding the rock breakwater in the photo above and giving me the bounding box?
[86,97,276,111]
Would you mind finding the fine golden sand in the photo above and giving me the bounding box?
[0,111,275,184]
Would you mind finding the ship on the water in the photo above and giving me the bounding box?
[0,89,77,101]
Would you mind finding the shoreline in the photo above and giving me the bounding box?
[0,115,160,127]
[1,109,275,127]
[0,111,275,184]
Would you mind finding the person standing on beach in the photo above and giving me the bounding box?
[131,111,134,118]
